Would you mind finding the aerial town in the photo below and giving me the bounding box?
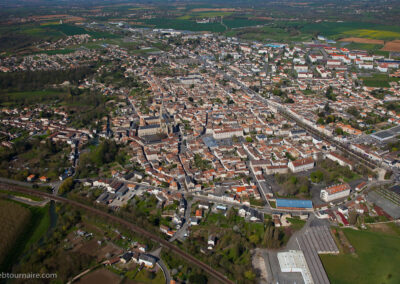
[1,1,400,284]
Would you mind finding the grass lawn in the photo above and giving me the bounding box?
[341,42,383,51]
[24,205,51,249]
[132,269,165,284]
[343,173,362,183]
[320,228,400,284]
[287,218,306,230]
[249,197,266,207]
[361,74,400,88]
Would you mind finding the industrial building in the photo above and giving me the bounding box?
[276,199,313,210]
[277,250,314,284]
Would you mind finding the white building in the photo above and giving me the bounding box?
[294,65,308,73]
[288,157,314,173]
[138,254,156,268]
[213,128,243,139]
[277,250,314,284]
[320,183,351,202]
[326,152,354,170]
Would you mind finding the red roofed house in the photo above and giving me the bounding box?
[27,174,36,182]
[195,209,203,219]
[288,157,314,173]
[39,176,49,182]
[355,181,367,192]
[320,183,351,202]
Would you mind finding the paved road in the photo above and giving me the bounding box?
[156,258,171,284]
[169,199,192,242]
[8,195,50,207]
[0,176,61,194]
[1,182,233,284]
[149,246,171,284]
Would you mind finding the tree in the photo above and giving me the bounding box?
[348,211,358,225]
[326,115,336,124]
[59,177,74,195]
[335,127,344,135]
[244,270,256,280]
[324,103,331,113]
[310,171,324,183]
[189,273,207,283]
[325,86,336,101]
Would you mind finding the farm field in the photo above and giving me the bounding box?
[297,21,400,40]
[76,268,122,284]
[341,29,400,40]
[339,37,384,45]
[340,42,383,52]
[0,201,52,272]
[223,19,267,29]
[177,11,234,20]
[225,26,311,42]
[381,40,400,52]
[320,228,400,284]
[140,18,226,32]
[0,200,31,268]
[41,24,120,39]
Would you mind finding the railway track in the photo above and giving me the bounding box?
[278,108,378,170]
[0,182,233,284]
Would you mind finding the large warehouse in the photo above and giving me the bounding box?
[276,199,313,210]
[277,250,314,284]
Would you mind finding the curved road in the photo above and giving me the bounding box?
[0,182,233,284]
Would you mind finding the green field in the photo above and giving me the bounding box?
[45,24,120,39]
[226,25,312,42]
[0,201,50,272]
[298,21,400,40]
[341,42,383,51]
[321,228,400,284]
[131,269,165,284]
[360,74,400,88]
[139,18,226,32]
[224,19,267,29]
[287,218,306,230]
[177,11,234,19]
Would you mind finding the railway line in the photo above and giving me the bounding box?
[277,108,378,170]
[223,68,379,171]
[0,182,233,284]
